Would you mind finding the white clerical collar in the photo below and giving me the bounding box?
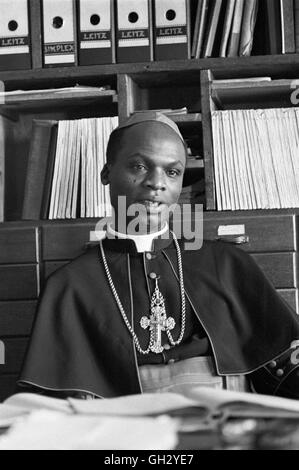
[106,223,169,253]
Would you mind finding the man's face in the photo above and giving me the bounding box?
[102,121,186,233]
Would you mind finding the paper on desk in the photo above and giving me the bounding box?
[0,393,72,428]
[69,391,206,416]
[0,410,178,450]
[0,404,29,428]
[4,392,71,413]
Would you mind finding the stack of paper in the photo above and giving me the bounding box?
[212,107,299,210]
[48,116,118,219]
[0,411,178,450]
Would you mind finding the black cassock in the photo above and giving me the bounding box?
[18,234,299,398]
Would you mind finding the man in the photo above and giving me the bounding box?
[18,112,299,399]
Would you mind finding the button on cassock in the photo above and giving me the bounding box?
[149,272,157,279]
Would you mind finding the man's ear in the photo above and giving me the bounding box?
[101,163,110,185]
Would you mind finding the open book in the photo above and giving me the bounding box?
[3,386,299,429]
[68,386,299,423]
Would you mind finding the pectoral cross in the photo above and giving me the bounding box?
[140,279,175,354]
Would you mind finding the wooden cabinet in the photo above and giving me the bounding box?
[203,211,299,313]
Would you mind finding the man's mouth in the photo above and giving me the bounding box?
[140,200,162,208]
[134,200,165,212]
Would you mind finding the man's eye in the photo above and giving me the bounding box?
[167,169,180,177]
[133,164,147,171]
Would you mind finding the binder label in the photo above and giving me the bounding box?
[80,31,111,41]
[0,36,29,47]
[118,28,149,48]
[156,25,187,37]
[44,41,75,64]
[0,36,29,55]
[156,25,187,45]
[80,31,112,50]
[118,29,149,39]
[44,42,75,55]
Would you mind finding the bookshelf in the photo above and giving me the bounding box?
[0,53,299,401]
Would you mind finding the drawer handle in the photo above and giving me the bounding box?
[216,235,249,245]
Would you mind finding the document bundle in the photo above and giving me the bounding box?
[2,386,299,449]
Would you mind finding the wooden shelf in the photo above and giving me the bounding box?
[211,79,299,109]
[1,54,299,89]
[171,113,202,123]
[186,158,204,169]
[0,89,117,111]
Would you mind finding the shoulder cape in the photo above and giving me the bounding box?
[18,239,299,397]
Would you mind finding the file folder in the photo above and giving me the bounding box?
[115,0,153,63]
[42,0,77,67]
[0,0,31,71]
[78,0,115,65]
[153,0,190,61]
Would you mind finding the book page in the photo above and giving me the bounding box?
[69,391,207,417]
[245,110,268,208]
[80,119,87,218]
[237,110,256,208]
[71,120,82,218]
[184,386,299,416]
[211,112,223,210]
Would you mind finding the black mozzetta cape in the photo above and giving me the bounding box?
[18,235,299,398]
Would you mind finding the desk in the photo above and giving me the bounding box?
[1,417,299,450]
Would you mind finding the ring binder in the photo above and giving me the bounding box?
[77,0,115,65]
[0,0,31,71]
[42,0,77,67]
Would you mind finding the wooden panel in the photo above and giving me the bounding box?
[42,223,96,260]
[117,74,146,122]
[43,261,69,284]
[252,253,296,288]
[0,265,39,300]
[3,55,299,91]
[0,374,18,402]
[29,0,43,69]
[0,337,29,374]
[0,226,38,263]
[0,301,37,336]
[200,69,216,210]
[202,213,296,252]
[277,289,298,313]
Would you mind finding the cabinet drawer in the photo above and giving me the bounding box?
[252,253,296,288]
[0,265,39,300]
[0,301,37,336]
[0,337,28,374]
[203,214,296,252]
[277,289,298,313]
[42,223,95,260]
[0,227,38,263]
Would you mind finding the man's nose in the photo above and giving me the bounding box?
[145,169,166,191]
